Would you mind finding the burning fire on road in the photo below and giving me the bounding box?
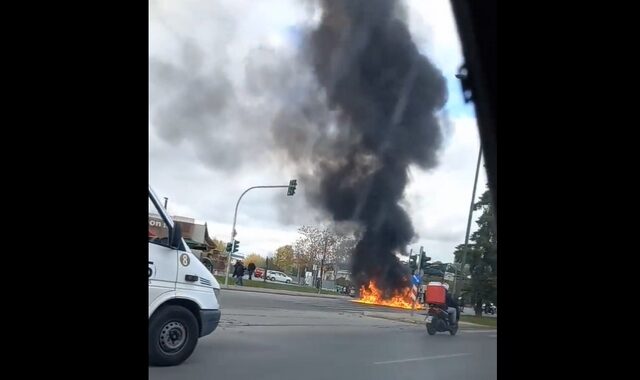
[352,280,424,310]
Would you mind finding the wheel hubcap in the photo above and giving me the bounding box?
[159,321,187,353]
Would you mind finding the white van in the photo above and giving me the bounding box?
[148,186,221,366]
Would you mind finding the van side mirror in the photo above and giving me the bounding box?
[170,223,183,249]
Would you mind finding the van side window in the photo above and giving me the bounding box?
[149,197,170,247]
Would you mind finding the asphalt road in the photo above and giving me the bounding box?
[222,287,416,314]
[231,277,497,317]
[149,290,497,380]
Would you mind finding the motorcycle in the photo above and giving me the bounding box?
[425,304,459,336]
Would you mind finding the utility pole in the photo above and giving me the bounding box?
[317,230,330,294]
[453,146,482,296]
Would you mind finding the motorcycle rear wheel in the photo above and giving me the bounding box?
[426,322,437,335]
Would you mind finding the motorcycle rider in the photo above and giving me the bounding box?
[443,283,459,326]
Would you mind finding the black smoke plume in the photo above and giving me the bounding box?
[294,0,448,293]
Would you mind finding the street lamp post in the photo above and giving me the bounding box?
[224,182,297,288]
[453,146,483,296]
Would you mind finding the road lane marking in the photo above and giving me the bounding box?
[373,353,471,365]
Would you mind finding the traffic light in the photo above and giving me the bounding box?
[409,254,417,271]
[420,254,431,269]
[226,240,240,253]
[287,179,297,196]
[419,246,431,270]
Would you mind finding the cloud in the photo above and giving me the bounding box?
[149,0,488,263]
[404,116,488,262]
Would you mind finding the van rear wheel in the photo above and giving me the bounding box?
[149,305,199,366]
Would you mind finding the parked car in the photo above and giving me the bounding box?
[265,270,293,284]
[483,303,496,315]
[254,267,265,278]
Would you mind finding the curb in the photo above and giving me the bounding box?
[362,311,496,330]
[221,285,351,300]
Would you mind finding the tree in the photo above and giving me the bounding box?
[203,232,229,270]
[294,225,353,285]
[209,238,227,256]
[334,237,357,267]
[274,245,295,274]
[244,253,266,269]
[293,237,312,275]
[454,189,497,316]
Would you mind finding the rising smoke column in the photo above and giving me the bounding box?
[302,0,448,294]
[149,0,449,294]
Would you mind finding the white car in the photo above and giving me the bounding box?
[266,270,293,284]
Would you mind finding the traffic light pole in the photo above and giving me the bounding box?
[224,184,292,288]
[410,247,424,316]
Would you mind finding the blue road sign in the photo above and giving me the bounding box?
[412,274,421,285]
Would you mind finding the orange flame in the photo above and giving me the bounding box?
[352,280,424,310]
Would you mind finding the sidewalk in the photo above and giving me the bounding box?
[362,310,497,330]
[222,284,352,300]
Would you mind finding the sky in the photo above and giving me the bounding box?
[148,0,488,263]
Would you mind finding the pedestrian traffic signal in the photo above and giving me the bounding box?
[226,242,233,252]
[409,254,418,270]
[287,179,297,196]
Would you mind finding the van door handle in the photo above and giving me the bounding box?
[185,275,198,282]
